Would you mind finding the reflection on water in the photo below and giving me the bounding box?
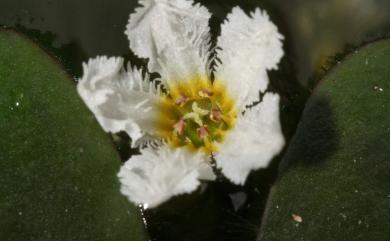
[1,0,389,241]
[200,0,390,86]
[1,0,389,86]
[0,0,135,55]
[270,0,390,86]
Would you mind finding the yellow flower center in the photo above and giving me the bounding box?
[157,78,237,154]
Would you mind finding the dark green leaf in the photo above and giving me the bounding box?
[0,30,148,241]
[259,40,390,241]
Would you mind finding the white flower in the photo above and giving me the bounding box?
[78,0,285,208]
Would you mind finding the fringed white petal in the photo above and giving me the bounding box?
[77,56,163,144]
[125,0,212,86]
[197,160,216,181]
[117,145,208,208]
[215,93,285,185]
[215,7,284,109]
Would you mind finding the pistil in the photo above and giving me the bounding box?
[158,79,237,154]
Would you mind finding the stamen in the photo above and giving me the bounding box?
[197,125,209,139]
[175,94,188,106]
[159,78,236,154]
[210,108,222,122]
[198,89,214,98]
[173,119,186,135]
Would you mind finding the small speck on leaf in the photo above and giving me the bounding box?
[373,85,384,92]
[292,214,303,223]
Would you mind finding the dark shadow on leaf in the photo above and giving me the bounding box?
[278,95,339,175]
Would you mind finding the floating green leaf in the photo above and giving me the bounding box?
[0,31,148,241]
[259,40,390,241]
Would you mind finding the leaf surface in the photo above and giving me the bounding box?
[0,31,148,241]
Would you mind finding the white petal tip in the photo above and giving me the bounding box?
[117,146,207,208]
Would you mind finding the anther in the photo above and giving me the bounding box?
[173,119,186,135]
[198,89,214,98]
[175,94,188,106]
[210,108,222,122]
[197,125,209,139]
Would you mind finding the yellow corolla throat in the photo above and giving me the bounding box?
[157,78,237,154]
